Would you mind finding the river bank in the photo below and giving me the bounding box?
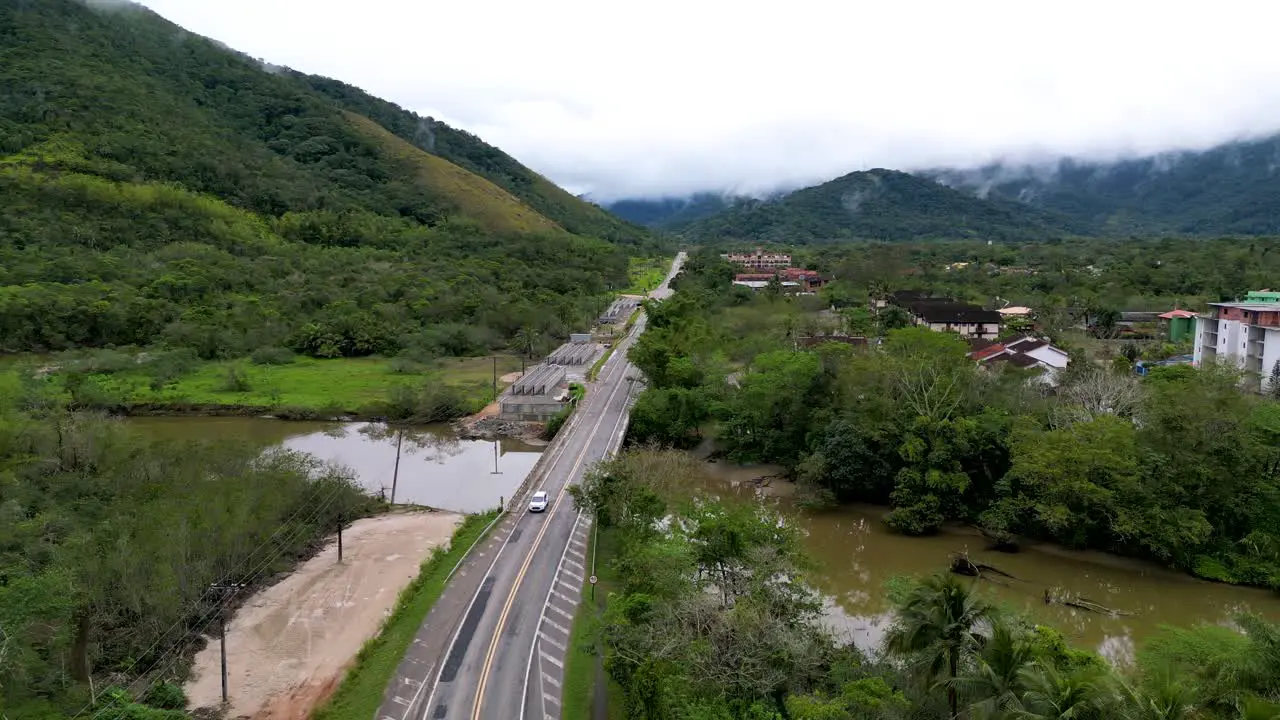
[184,508,463,719]
[682,455,1280,662]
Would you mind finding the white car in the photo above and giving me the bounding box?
[528,490,549,513]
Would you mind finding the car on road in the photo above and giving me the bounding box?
[528,490,549,513]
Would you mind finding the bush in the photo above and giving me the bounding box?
[387,356,425,375]
[381,378,467,422]
[250,346,297,365]
[142,681,186,710]
[144,348,201,389]
[543,406,571,440]
[218,366,253,392]
[62,348,138,375]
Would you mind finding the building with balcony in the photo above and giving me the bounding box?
[1193,292,1280,392]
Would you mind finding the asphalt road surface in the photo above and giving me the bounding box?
[379,253,684,720]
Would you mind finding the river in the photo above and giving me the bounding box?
[125,417,1280,661]
[695,460,1280,663]
[126,417,543,513]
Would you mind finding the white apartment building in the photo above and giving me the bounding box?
[1194,300,1280,392]
[721,247,791,270]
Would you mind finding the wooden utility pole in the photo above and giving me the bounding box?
[390,429,403,505]
[208,583,244,705]
[492,356,498,401]
[337,512,344,563]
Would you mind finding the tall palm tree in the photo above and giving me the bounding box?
[885,573,1000,718]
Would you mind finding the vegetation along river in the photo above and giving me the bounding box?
[695,460,1280,664]
[128,417,1280,662]
[127,417,543,513]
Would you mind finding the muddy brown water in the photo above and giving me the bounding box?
[126,417,543,513]
[695,461,1280,663]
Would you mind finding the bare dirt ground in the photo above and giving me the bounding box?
[499,370,523,383]
[185,509,463,719]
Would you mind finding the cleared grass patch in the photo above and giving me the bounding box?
[311,509,501,720]
[9,354,523,416]
[622,257,669,295]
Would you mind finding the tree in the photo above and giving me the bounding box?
[885,574,1000,718]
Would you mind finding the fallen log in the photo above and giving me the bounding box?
[949,552,1020,584]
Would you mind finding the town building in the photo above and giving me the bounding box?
[732,268,828,294]
[721,247,792,270]
[903,299,1002,339]
[1158,309,1197,343]
[969,336,1070,385]
[1193,291,1280,392]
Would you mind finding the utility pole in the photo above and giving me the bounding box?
[390,429,403,505]
[209,583,244,705]
[492,356,498,402]
[337,511,344,563]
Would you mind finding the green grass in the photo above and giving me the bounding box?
[13,354,523,416]
[587,346,614,382]
[621,257,668,295]
[561,524,625,720]
[312,509,502,720]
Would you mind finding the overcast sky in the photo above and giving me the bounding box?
[138,0,1280,200]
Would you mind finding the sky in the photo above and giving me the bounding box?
[138,0,1280,201]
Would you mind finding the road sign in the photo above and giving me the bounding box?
[588,575,598,585]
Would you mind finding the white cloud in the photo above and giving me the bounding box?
[138,0,1280,200]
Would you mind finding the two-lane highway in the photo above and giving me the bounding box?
[382,253,683,720]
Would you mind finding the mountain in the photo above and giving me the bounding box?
[678,169,1086,243]
[928,135,1280,236]
[600,193,740,228]
[0,0,651,358]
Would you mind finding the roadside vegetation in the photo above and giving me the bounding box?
[572,448,1280,719]
[312,509,501,720]
[0,382,379,719]
[628,249,1280,590]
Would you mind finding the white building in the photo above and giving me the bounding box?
[1194,300,1280,392]
[970,336,1070,386]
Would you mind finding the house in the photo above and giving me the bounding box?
[904,300,1002,339]
[733,268,829,294]
[1158,309,1197,343]
[997,306,1033,318]
[968,335,1071,385]
[721,247,792,270]
[1192,291,1280,393]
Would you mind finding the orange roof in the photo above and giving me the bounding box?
[1158,309,1197,319]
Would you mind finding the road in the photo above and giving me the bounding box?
[377,252,684,720]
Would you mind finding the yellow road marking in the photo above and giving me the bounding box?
[469,336,635,720]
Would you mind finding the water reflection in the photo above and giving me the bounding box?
[126,417,543,513]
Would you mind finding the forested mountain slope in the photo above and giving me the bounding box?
[598,192,738,229]
[928,134,1280,236]
[0,0,642,358]
[679,169,1087,243]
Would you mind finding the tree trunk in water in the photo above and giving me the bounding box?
[70,612,91,682]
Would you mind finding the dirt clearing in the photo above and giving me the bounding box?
[185,509,463,719]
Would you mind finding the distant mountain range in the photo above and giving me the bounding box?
[603,134,1280,242]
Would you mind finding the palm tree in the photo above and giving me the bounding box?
[1012,664,1113,719]
[952,621,1037,719]
[1114,669,1200,720]
[885,573,1000,718]
[512,325,539,359]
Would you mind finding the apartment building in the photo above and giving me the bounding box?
[721,247,792,270]
[1194,291,1280,392]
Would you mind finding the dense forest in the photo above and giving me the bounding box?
[0,0,655,363]
[0,380,376,719]
[676,169,1087,243]
[576,450,1280,719]
[929,133,1280,236]
[626,248,1280,589]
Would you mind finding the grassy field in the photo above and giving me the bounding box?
[4,353,524,416]
[312,509,502,720]
[561,524,625,720]
[622,257,669,295]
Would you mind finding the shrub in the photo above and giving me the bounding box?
[219,366,253,392]
[250,346,297,365]
[142,681,186,710]
[382,378,467,422]
[145,348,201,389]
[387,356,425,375]
[543,407,571,440]
[62,348,137,375]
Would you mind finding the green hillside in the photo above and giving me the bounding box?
[680,168,1087,243]
[292,72,657,248]
[0,0,633,361]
